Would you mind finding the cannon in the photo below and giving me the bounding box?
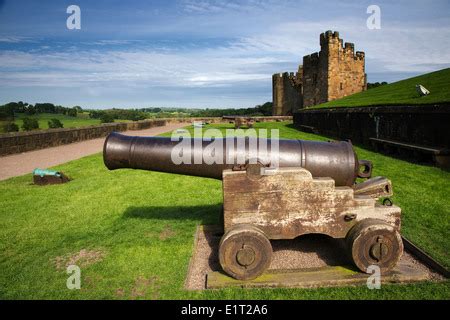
[222,116,255,129]
[104,132,403,280]
[33,168,70,185]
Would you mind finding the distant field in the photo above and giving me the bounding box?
[11,113,100,131]
[0,113,139,133]
[313,68,450,108]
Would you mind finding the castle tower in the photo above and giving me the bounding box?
[302,30,366,108]
[272,31,366,113]
[272,72,303,116]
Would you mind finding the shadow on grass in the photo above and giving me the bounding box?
[122,204,222,225]
[124,205,358,271]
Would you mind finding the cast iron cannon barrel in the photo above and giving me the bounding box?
[103,132,365,187]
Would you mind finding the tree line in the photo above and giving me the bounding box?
[0,101,274,133]
[0,101,80,120]
[367,82,388,89]
[87,102,273,121]
[0,102,81,132]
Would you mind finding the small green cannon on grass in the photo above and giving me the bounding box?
[33,168,70,185]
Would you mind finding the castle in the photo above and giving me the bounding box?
[272,31,367,115]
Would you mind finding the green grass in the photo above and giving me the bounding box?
[0,113,137,133]
[0,122,448,299]
[11,113,101,131]
[313,68,450,108]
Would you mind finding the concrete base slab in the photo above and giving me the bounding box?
[207,261,427,289]
[185,225,443,290]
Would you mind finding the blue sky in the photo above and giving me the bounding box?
[0,0,449,109]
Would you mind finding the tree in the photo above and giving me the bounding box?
[67,107,78,117]
[89,110,103,119]
[367,82,388,90]
[0,104,15,121]
[3,122,19,133]
[35,103,56,113]
[100,113,115,123]
[22,118,39,131]
[24,105,37,115]
[258,102,273,116]
[48,118,64,129]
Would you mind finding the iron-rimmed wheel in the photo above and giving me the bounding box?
[219,224,272,280]
[346,219,403,273]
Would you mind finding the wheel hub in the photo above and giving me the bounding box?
[236,245,255,267]
[369,236,389,262]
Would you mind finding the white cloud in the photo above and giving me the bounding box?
[180,0,278,14]
[1,18,449,92]
[0,46,279,89]
[231,19,450,74]
[0,36,34,43]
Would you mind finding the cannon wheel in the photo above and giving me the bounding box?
[219,225,272,280]
[346,219,403,273]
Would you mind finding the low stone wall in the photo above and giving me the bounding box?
[0,122,128,156]
[293,104,449,153]
[0,116,292,156]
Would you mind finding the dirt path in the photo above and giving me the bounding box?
[0,122,188,181]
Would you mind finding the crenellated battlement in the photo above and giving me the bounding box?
[355,51,365,60]
[303,52,320,65]
[273,31,366,114]
[320,30,340,46]
[344,42,354,52]
[320,31,364,60]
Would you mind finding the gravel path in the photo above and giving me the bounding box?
[0,122,188,181]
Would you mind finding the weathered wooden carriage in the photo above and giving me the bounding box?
[220,166,402,280]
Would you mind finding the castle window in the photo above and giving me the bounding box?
[340,83,343,90]
[313,74,318,85]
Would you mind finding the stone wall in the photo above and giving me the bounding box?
[293,105,450,163]
[302,51,328,107]
[0,116,292,156]
[272,72,303,116]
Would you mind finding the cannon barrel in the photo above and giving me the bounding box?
[103,132,365,187]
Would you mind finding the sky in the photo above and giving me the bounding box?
[0,0,449,109]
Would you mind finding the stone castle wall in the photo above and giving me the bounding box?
[302,51,328,108]
[273,31,366,114]
[293,104,450,166]
[323,31,366,105]
[272,72,303,115]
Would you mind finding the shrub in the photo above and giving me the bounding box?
[22,117,39,131]
[48,118,64,129]
[100,113,115,123]
[3,122,19,132]
[67,108,78,117]
[0,104,15,121]
[367,82,388,90]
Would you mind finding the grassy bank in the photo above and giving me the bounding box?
[313,68,450,108]
[0,122,448,299]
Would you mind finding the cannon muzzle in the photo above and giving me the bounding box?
[103,132,368,187]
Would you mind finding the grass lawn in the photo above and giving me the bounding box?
[0,122,448,299]
[11,112,101,131]
[1,113,136,133]
[313,68,450,108]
